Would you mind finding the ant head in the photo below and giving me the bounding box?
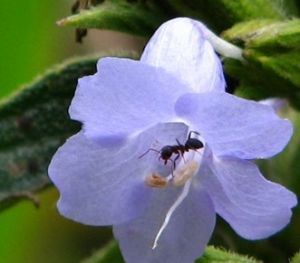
[185,138,204,150]
[160,146,174,160]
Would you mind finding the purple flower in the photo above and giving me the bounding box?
[49,18,297,263]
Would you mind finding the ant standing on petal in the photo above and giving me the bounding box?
[139,131,204,175]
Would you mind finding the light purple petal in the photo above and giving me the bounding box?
[202,155,297,239]
[48,122,188,226]
[141,18,225,93]
[69,57,188,146]
[114,187,215,263]
[175,92,293,159]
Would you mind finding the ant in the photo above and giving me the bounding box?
[139,131,204,171]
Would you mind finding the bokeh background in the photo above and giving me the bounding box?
[0,1,299,263]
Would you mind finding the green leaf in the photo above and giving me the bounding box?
[82,241,260,263]
[291,252,300,263]
[196,246,260,263]
[164,0,289,32]
[0,52,137,211]
[57,0,168,37]
[223,19,300,49]
[222,19,300,108]
[58,0,299,36]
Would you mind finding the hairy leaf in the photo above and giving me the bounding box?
[58,0,168,37]
[197,246,261,263]
[59,0,299,35]
[81,241,260,263]
[223,19,300,108]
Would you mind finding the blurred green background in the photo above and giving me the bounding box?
[0,1,299,263]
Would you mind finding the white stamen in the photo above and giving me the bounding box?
[172,161,199,187]
[152,179,192,249]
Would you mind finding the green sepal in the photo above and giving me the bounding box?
[0,52,137,211]
[57,0,168,37]
[222,19,300,108]
[81,241,260,263]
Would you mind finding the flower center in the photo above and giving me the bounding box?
[143,131,205,249]
[149,154,202,249]
[145,173,168,188]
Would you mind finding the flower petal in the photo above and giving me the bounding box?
[48,122,188,226]
[202,156,297,239]
[69,57,188,146]
[141,18,225,93]
[175,92,293,159]
[114,187,215,263]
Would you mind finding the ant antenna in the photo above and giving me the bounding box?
[138,148,160,159]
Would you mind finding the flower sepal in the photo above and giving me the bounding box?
[223,19,300,108]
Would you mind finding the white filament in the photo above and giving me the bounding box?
[152,179,192,249]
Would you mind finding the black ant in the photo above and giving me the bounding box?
[139,131,204,171]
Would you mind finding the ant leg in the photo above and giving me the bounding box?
[163,158,176,177]
[176,139,182,146]
[159,156,168,165]
[138,148,160,159]
[175,139,186,162]
[169,153,181,177]
[168,159,176,177]
[173,153,181,169]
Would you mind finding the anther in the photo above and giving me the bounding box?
[145,173,168,188]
